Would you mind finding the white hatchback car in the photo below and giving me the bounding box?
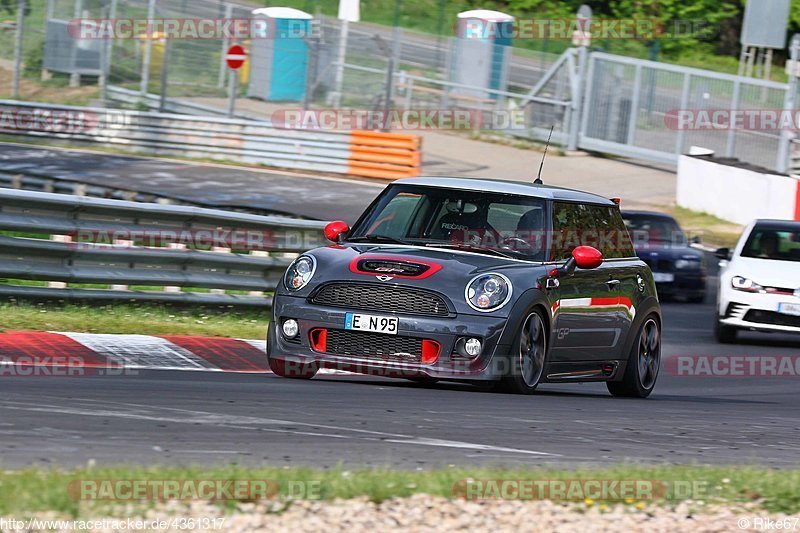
[715,219,800,343]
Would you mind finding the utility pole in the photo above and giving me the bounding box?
[11,0,25,99]
[140,0,156,95]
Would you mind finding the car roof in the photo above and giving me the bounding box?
[752,219,800,227]
[621,210,678,220]
[393,177,615,205]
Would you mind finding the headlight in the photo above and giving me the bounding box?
[731,276,763,293]
[465,273,512,312]
[284,256,316,291]
[675,258,701,269]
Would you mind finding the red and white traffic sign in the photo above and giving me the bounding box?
[225,44,247,70]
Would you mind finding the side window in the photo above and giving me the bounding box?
[589,206,635,259]
[551,202,635,261]
[365,193,423,237]
[604,207,636,258]
[551,202,593,261]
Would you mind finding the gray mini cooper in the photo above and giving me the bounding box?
[268,177,662,397]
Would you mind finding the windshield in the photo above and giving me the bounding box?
[348,185,548,261]
[740,225,800,262]
[622,213,687,246]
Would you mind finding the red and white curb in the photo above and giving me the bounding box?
[0,331,272,373]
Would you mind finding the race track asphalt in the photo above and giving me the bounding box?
[0,144,797,470]
[0,143,381,221]
[1,268,798,470]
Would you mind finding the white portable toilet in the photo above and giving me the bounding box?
[247,7,314,102]
[452,9,514,100]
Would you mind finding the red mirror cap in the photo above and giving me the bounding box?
[572,245,603,269]
[324,220,350,243]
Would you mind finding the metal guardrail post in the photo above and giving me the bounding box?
[567,46,588,152]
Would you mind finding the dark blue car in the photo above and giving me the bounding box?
[268,178,662,397]
[621,211,707,304]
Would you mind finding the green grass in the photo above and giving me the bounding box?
[0,302,267,338]
[666,206,743,249]
[0,465,797,517]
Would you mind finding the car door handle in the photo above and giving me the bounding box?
[606,279,621,287]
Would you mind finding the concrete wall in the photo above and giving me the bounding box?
[676,155,800,225]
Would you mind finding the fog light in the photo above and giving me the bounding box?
[464,338,482,357]
[282,319,299,339]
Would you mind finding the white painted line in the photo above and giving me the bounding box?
[1,399,560,457]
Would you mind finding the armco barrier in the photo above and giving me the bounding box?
[0,188,326,307]
[0,101,421,179]
[677,155,800,225]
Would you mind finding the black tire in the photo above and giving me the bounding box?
[607,315,661,398]
[498,308,548,395]
[714,318,738,344]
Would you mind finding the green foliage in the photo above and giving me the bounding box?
[22,37,43,77]
[274,0,797,61]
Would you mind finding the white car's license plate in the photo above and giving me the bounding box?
[653,273,675,283]
[345,312,399,335]
[778,303,800,316]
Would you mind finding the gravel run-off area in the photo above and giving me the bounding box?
[5,495,797,532]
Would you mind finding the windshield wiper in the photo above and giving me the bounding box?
[423,242,514,259]
[348,234,413,245]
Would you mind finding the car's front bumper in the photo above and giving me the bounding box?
[652,270,706,297]
[268,294,514,381]
[719,291,800,334]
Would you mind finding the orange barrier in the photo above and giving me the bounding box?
[347,130,421,179]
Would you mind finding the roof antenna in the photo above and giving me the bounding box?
[534,125,554,185]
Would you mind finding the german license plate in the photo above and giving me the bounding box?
[345,313,399,334]
[778,303,800,316]
[653,273,675,283]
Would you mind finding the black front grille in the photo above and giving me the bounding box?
[744,310,800,328]
[642,258,673,271]
[323,329,423,362]
[311,283,450,317]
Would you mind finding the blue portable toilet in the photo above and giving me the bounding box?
[452,9,514,100]
[247,7,313,102]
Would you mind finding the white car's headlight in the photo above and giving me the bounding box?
[731,276,763,293]
[284,256,316,291]
[465,273,512,312]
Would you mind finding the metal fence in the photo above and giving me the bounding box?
[0,187,326,306]
[4,0,799,174]
[579,52,795,170]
